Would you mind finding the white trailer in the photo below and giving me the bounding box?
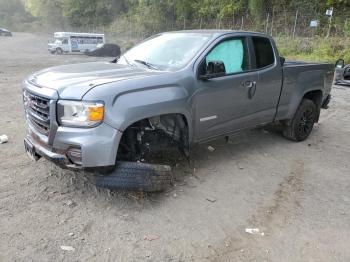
[48,32,105,54]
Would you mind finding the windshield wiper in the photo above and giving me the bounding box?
[111,55,132,66]
[133,59,159,70]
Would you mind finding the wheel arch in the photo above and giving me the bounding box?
[116,113,191,163]
[284,88,323,123]
[302,89,323,122]
[101,84,194,144]
[121,112,191,145]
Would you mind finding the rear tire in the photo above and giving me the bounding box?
[283,99,317,141]
[56,48,63,55]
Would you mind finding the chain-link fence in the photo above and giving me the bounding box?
[45,8,349,55]
[84,10,347,41]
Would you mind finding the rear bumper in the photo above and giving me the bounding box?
[321,94,331,109]
[25,122,123,172]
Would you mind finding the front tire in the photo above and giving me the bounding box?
[92,161,172,192]
[56,48,63,55]
[283,99,317,141]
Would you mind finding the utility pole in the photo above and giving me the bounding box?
[326,7,334,38]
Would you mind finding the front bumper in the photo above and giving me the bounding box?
[26,123,123,171]
[23,82,123,171]
[48,44,57,50]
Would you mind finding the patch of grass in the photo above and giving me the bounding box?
[276,37,350,64]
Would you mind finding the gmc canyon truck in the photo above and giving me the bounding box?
[23,30,334,190]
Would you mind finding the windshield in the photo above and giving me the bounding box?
[118,33,212,71]
[54,38,63,44]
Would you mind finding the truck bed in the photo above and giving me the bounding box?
[284,60,332,67]
[275,60,334,120]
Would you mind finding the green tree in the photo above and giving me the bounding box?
[61,0,126,27]
[0,0,34,29]
[25,0,64,27]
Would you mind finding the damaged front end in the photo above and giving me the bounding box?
[117,114,189,164]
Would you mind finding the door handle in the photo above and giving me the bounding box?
[242,80,256,88]
[242,80,257,99]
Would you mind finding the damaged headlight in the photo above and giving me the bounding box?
[57,100,104,127]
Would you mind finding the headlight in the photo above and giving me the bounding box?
[57,100,104,127]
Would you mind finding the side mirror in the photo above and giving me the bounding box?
[335,59,345,69]
[280,56,286,66]
[199,61,226,80]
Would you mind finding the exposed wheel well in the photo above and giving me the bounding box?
[302,90,323,122]
[117,114,189,163]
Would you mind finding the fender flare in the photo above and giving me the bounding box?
[105,86,194,144]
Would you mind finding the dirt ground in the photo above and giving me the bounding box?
[1,33,350,262]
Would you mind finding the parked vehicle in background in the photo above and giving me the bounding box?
[334,59,350,86]
[0,28,12,36]
[85,43,121,57]
[23,30,334,190]
[48,32,105,54]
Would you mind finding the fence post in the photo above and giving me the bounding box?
[270,7,275,36]
[241,16,244,30]
[232,12,235,30]
[292,10,299,38]
[345,18,348,35]
[284,8,287,36]
[326,7,333,38]
[265,13,270,34]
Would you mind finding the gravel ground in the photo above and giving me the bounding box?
[0,33,350,262]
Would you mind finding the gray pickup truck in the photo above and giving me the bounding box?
[23,30,334,189]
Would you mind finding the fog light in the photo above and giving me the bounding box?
[67,147,82,166]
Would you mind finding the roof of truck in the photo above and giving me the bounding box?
[164,29,269,37]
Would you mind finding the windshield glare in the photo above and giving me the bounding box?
[118,33,212,71]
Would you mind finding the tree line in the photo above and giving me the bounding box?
[1,0,350,35]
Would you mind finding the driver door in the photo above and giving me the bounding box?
[193,36,259,141]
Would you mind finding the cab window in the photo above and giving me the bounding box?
[252,37,275,69]
[206,38,250,74]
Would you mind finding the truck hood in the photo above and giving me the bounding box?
[28,62,164,99]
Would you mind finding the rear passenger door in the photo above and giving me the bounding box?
[249,36,283,123]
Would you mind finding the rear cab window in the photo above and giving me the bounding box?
[251,37,275,69]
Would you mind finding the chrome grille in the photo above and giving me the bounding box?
[23,90,50,136]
